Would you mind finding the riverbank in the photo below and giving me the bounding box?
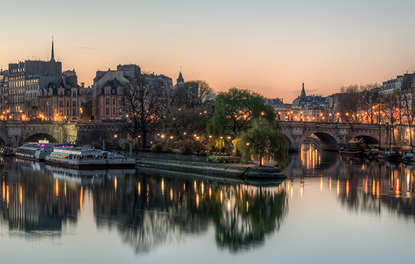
[133,152,287,180]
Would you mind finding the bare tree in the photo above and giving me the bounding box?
[400,88,415,145]
[122,75,171,151]
[359,83,380,124]
[337,85,360,122]
[381,89,400,144]
[164,80,215,140]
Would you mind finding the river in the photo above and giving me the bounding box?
[0,144,414,264]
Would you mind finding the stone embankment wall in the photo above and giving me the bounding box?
[134,153,247,178]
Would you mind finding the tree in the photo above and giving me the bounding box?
[401,88,415,145]
[207,88,276,137]
[80,100,93,122]
[381,89,400,144]
[163,81,215,140]
[359,83,380,124]
[238,119,288,167]
[122,75,170,151]
[171,80,215,109]
[337,85,360,122]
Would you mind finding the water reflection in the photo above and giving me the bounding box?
[1,146,415,261]
[0,158,79,238]
[283,144,415,220]
[92,172,288,253]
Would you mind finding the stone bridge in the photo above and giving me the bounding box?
[0,121,124,147]
[279,122,393,151]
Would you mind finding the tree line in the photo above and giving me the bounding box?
[120,77,288,166]
[326,83,415,127]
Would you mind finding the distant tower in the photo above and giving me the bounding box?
[50,36,55,62]
[300,82,306,98]
[176,67,184,85]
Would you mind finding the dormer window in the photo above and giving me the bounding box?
[73,91,76,96]
[105,89,110,95]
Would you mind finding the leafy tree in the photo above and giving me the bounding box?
[207,88,276,137]
[238,119,288,167]
[122,75,170,151]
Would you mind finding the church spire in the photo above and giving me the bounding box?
[176,67,184,85]
[300,82,306,98]
[50,36,55,62]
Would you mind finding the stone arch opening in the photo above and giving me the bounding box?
[23,133,58,144]
[352,135,379,144]
[302,132,340,151]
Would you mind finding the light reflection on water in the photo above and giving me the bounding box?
[0,146,414,264]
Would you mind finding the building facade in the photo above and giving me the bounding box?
[7,40,62,120]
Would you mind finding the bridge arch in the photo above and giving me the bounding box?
[23,133,58,144]
[300,131,341,151]
[352,135,379,144]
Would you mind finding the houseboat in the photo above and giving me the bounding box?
[45,147,136,169]
[339,139,365,158]
[15,144,54,161]
[0,147,15,156]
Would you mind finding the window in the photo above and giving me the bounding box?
[73,101,76,107]
[67,109,69,116]
[106,98,110,105]
[105,89,110,95]
[106,108,109,115]
[72,91,76,97]
[73,109,76,116]
[59,100,63,107]
[66,101,69,107]
[113,99,116,105]
[113,108,116,115]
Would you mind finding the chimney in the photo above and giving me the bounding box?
[81,82,85,88]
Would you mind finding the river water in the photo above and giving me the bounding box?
[0,144,414,264]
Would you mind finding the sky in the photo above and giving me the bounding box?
[0,0,414,102]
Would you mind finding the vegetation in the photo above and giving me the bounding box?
[122,75,171,151]
[238,119,288,167]
[80,100,93,122]
[163,80,215,141]
[207,88,275,137]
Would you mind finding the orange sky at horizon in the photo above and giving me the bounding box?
[1,0,414,103]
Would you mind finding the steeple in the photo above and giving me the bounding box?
[50,36,55,62]
[300,82,306,98]
[176,67,184,85]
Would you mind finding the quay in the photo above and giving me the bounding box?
[133,152,287,181]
